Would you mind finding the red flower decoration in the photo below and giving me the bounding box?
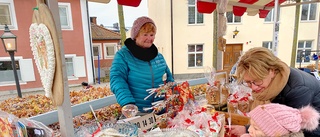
[210,128,216,132]
[201,107,207,112]
[212,112,219,121]
[239,97,249,101]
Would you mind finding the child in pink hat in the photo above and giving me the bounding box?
[241,103,320,137]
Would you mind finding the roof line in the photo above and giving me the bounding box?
[91,23,121,37]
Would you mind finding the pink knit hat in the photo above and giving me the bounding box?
[130,16,156,40]
[249,103,320,136]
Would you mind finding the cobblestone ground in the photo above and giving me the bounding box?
[0,82,110,102]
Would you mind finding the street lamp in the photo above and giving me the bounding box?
[233,27,239,38]
[1,24,22,98]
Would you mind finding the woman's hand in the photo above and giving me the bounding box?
[240,134,251,137]
[226,125,247,136]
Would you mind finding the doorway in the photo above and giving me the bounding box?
[223,44,243,73]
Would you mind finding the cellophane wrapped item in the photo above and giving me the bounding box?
[166,100,225,137]
[206,84,220,105]
[144,81,195,119]
[191,84,207,101]
[227,82,253,116]
[0,111,17,137]
[203,66,222,105]
[74,121,138,137]
[18,118,54,137]
[0,111,53,137]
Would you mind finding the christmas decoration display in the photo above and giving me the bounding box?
[29,23,55,98]
[227,82,253,116]
[204,67,228,105]
[144,81,195,117]
[166,101,225,137]
[32,0,64,106]
[1,80,235,136]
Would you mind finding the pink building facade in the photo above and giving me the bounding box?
[0,0,99,92]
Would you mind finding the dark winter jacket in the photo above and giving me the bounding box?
[272,67,320,136]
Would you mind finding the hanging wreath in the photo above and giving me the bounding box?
[29,23,55,98]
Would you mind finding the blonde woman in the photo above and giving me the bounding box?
[230,47,320,136]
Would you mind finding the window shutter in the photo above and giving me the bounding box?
[73,56,86,77]
[19,59,35,81]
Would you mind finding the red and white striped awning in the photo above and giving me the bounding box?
[197,0,287,18]
[113,0,287,18]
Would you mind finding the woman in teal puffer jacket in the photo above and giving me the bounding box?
[110,16,174,114]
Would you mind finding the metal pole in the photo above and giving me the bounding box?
[98,54,100,84]
[170,0,174,78]
[9,51,22,98]
[315,12,320,70]
[272,0,279,56]
[85,0,96,84]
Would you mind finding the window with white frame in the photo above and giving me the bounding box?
[65,55,86,79]
[262,41,273,50]
[301,0,317,21]
[0,57,35,84]
[188,0,203,24]
[296,40,313,63]
[0,60,21,82]
[65,57,74,77]
[0,0,17,29]
[188,44,203,67]
[58,2,73,30]
[226,11,241,23]
[103,43,117,58]
[93,43,102,60]
[264,9,281,22]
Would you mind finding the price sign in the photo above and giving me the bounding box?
[129,113,156,131]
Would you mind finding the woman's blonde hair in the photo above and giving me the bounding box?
[236,47,285,82]
[136,23,156,38]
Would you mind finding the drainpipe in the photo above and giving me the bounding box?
[170,0,174,78]
[85,0,96,83]
[272,0,279,56]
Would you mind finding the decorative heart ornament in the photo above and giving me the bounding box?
[29,23,55,98]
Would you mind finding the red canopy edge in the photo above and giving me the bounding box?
[197,1,217,14]
[196,0,287,18]
[114,0,288,18]
[239,0,259,4]
[233,6,247,16]
[117,0,141,7]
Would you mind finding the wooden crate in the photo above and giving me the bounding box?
[218,111,250,126]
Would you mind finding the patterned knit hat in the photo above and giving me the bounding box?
[249,103,320,136]
[131,16,156,40]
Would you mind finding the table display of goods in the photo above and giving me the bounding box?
[135,81,226,137]
[0,87,118,136]
[0,111,54,137]
[0,68,255,137]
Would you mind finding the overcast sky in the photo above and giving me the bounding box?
[88,0,148,27]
